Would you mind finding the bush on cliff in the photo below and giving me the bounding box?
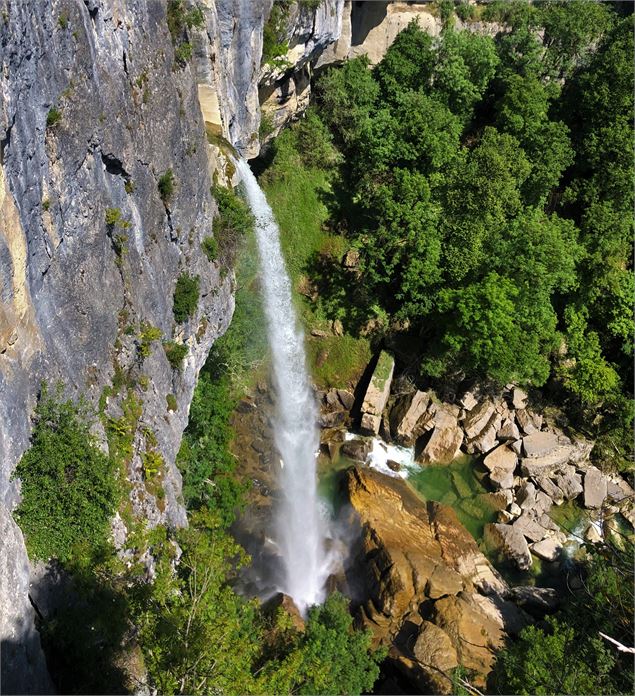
[13,384,118,563]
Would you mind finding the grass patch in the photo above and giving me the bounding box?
[163,340,188,369]
[260,126,371,388]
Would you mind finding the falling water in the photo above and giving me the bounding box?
[236,159,329,613]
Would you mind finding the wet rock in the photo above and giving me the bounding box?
[340,439,371,463]
[584,467,608,509]
[419,408,464,465]
[484,523,532,571]
[585,524,603,543]
[325,388,342,409]
[387,459,401,473]
[319,410,347,428]
[360,351,394,435]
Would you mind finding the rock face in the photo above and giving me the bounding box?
[1,2,233,691]
[360,351,394,434]
[344,466,516,691]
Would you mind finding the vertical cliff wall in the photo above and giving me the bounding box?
[0,0,233,691]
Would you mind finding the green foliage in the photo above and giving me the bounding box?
[167,0,204,65]
[46,106,62,128]
[163,340,188,369]
[492,543,634,695]
[262,0,292,66]
[211,184,254,268]
[13,385,118,563]
[201,235,218,261]
[105,207,131,229]
[58,13,68,29]
[142,450,163,479]
[138,322,162,358]
[172,272,200,323]
[158,168,175,203]
[166,393,177,412]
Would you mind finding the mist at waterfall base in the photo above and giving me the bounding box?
[236,159,338,614]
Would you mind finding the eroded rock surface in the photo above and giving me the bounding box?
[344,466,512,691]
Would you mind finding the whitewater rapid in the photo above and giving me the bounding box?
[236,159,330,614]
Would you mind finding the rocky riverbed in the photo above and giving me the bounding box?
[229,349,634,693]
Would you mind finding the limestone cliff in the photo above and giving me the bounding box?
[0,1,232,690]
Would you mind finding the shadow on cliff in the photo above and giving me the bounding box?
[29,560,137,695]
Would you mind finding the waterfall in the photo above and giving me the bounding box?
[236,159,329,614]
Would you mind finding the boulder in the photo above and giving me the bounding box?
[484,523,532,570]
[512,513,548,543]
[607,477,635,503]
[584,467,608,509]
[490,467,514,490]
[460,391,479,411]
[360,412,381,435]
[413,620,459,675]
[512,387,528,410]
[509,502,522,517]
[522,431,559,458]
[463,400,497,439]
[319,410,347,428]
[337,389,355,411]
[516,408,542,434]
[535,476,565,505]
[519,445,574,477]
[585,524,603,544]
[340,439,371,463]
[391,390,430,445]
[419,408,464,465]
[430,593,505,686]
[360,351,394,434]
[530,537,563,562]
[517,482,537,511]
[483,444,517,474]
[497,418,520,442]
[468,413,502,454]
[511,439,523,455]
[510,586,559,615]
[535,491,553,515]
[554,471,583,501]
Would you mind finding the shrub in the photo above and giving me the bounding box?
[167,0,204,64]
[42,198,50,211]
[456,2,475,22]
[201,236,218,262]
[173,272,200,322]
[158,169,175,203]
[142,450,163,479]
[139,322,163,358]
[58,13,68,29]
[166,393,177,411]
[13,384,118,563]
[105,207,130,228]
[262,0,292,66]
[46,106,62,128]
[163,340,188,369]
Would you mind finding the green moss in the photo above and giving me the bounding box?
[166,393,177,411]
[201,235,218,261]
